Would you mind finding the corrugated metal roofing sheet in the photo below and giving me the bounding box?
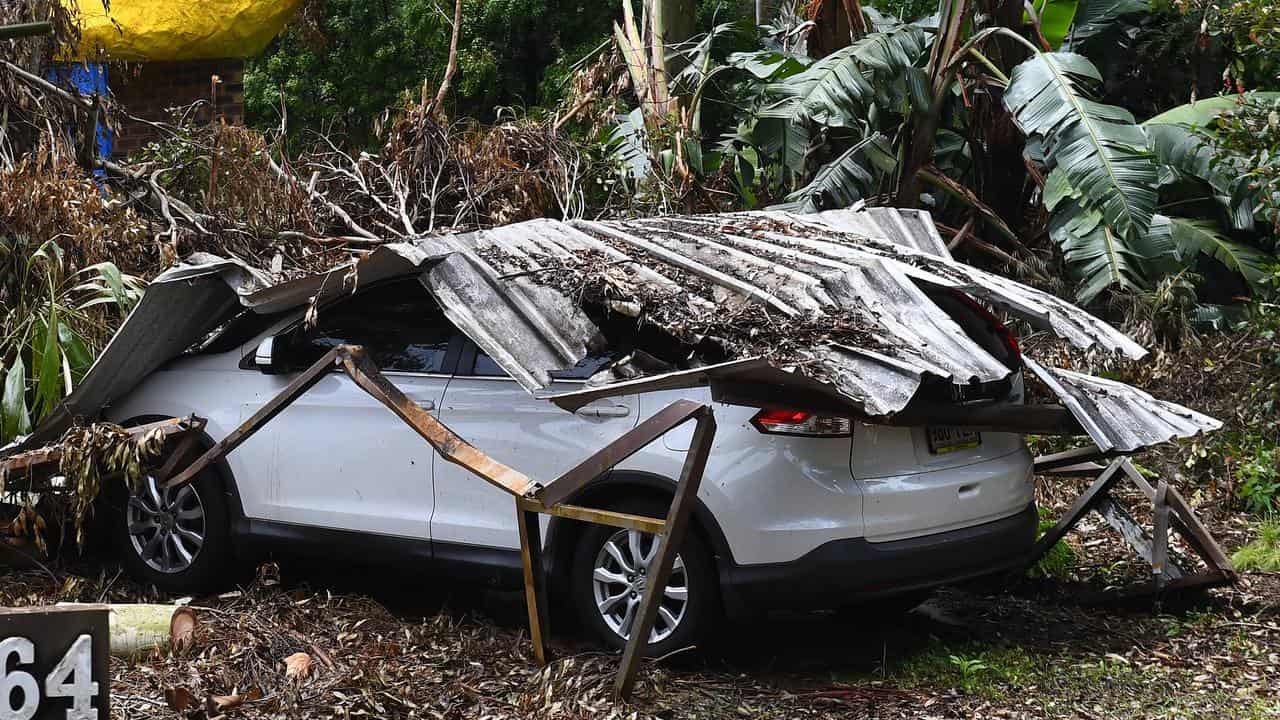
[1024,359,1222,453]
[8,207,1217,456]
[428,209,1146,420]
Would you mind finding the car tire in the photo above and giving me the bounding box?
[571,496,717,657]
[111,466,233,594]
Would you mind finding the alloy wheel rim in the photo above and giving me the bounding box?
[591,529,688,644]
[126,475,206,574]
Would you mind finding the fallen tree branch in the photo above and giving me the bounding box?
[266,155,381,241]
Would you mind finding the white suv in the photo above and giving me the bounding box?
[105,277,1036,654]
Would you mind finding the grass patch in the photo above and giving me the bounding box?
[1029,507,1077,580]
[1232,520,1280,572]
[893,644,1040,699]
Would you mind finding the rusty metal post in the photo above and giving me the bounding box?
[613,406,715,699]
[516,497,551,665]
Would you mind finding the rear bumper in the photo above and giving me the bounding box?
[720,502,1037,616]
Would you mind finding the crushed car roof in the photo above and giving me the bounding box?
[16,207,1218,454]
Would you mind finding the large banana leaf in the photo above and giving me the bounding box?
[761,24,929,129]
[1148,214,1274,292]
[1061,0,1147,49]
[1048,196,1158,301]
[1145,123,1255,230]
[1004,52,1160,299]
[774,135,889,212]
[1144,91,1280,127]
[1029,0,1080,49]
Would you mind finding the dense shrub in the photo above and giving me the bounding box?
[245,0,754,144]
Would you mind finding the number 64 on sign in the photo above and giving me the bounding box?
[0,608,109,720]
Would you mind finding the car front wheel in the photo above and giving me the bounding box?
[113,468,232,593]
[571,497,717,656]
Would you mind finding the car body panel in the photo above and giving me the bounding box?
[105,284,1037,596]
[433,376,639,549]
[233,370,444,539]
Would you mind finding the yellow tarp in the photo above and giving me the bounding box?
[65,0,304,61]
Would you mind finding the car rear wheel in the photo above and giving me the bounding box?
[571,496,716,656]
[113,468,232,593]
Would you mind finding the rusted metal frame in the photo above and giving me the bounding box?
[1029,452,1235,597]
[164,346,538,496]
[614,405,715,699]
[1033,445,1117,473]
[519,499,667,534]
[537,398,707,508]
[1027,457,1127,564]
[151,417,209,482]
[1151,480,1171,587]
[152,343,716,698]
[515,497,551,666]
[164,347,348,490]
[1093,570,1233,602]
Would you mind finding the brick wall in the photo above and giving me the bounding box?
[109,59,245,157]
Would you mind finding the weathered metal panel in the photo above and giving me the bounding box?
[1024,359,1222,452]
[10,206,1219,458]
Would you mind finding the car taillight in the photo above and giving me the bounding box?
[950,291,1020,361]
[750,409,852,437]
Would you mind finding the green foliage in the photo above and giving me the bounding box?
[247,0,756,144]
[864,0,939,23]
[0,237,142,444]
[1149,215,1272,291]
[1004,51,1161,301]
[1031,0,1080,50]
[1061,0,1146,49]
[1215,97,1280,234]
[1231,520,1280,572]
[1237,446,1280,514]
[1213,0,1280,90]
[948,654,992,694]
[1029,508,1077,580]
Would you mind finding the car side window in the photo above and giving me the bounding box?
[467,344,619,381]
[281,280,455,373]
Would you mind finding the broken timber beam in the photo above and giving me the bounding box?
[1026,450,1235,599]
[0,416,203,484]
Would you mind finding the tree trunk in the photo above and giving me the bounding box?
[431,0,464,117]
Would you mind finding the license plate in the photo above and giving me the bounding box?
[0,606,110,720]
[927,427,981,454]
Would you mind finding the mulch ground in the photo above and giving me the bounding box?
[2,511,1277,720]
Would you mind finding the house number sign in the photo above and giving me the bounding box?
[0,607,108,720]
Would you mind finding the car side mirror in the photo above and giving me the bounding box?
[253,336,288,374]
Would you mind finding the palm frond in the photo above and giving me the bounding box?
[1062,0,1147,48]
[761,24,930,129]
[774,134,888,212]
[1048,199,1156,301]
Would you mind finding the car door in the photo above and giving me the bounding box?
[233,279,460,540]
[432,342,639,550]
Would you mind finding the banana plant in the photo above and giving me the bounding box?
[1002,50,1161,300]
[0,236,143,444]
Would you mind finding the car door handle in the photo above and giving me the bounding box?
[575,405,630,418]
[411,399,435,411]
